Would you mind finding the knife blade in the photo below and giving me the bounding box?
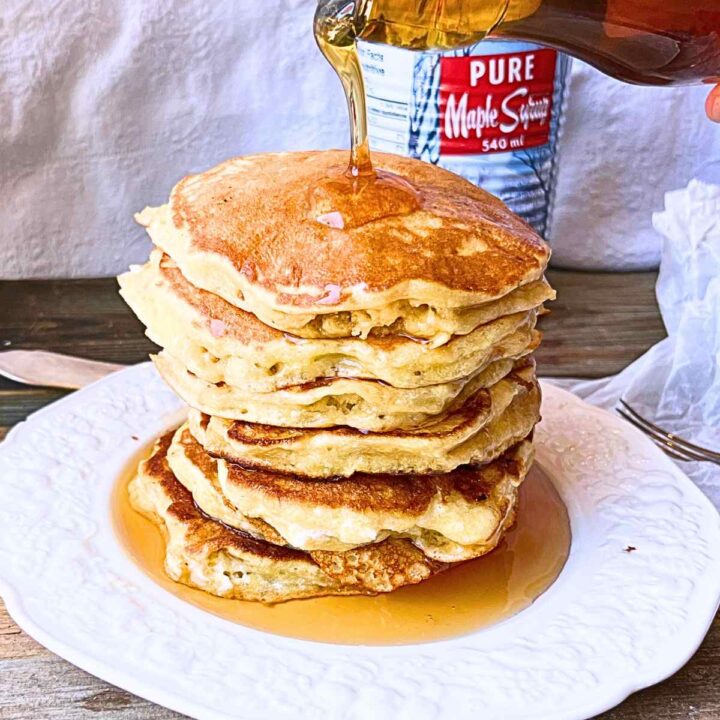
[0,350,125,389]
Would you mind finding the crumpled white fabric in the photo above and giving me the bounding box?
[0,0,347,278]
[549,179,720,509]
[1,0,718,278]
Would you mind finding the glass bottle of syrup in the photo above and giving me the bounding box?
[315,0,719,236]
[354,0,720,85]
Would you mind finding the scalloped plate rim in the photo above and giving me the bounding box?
[0,362,717,720]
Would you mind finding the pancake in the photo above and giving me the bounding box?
[168,425,531,563]
[119,250,550,391]
[130,432,448,602]
[189,362,541,477]
[152,350,537,431]
[137,150,551,341]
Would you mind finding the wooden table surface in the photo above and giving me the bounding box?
[0,270,718,720]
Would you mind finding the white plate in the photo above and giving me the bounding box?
[0,363,718,720]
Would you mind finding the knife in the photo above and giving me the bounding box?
[0,350,125,390]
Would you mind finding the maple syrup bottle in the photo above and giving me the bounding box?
[357,0,720,85]
[353,0,718,236]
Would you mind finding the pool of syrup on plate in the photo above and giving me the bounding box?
[113,450,570,646]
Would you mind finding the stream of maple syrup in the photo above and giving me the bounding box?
[113,449,570,646]
[310,0,421,230]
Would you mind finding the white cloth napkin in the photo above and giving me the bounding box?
[0,0,347,279]
[549,178,720,508]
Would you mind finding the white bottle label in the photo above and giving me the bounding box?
[359,41,570,237]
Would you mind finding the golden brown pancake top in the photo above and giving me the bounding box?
[143,432,308,562]
[157,254,279,344]
[170,150,550,308]
[217,358,535,450]
[222,387,490,445]
[140,431,450,593]
[221,441,526,512]
[156,252,509,351]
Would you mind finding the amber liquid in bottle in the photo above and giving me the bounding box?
[311,0,718,230]
[355,0,720,85]
[114,457,570,645]
[313,0,719,227]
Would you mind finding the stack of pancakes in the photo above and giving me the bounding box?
[119,150,554,603]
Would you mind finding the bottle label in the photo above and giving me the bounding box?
[358,40,570,237]
[439,49,557,155]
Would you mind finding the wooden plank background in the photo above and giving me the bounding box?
[1,271,718,720]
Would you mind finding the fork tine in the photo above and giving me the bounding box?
[658,444,694,462]
[616,407,719,465]
[617,408,708,463]
[616,409,711,463]
[619,400,720,463]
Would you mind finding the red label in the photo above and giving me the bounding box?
[439,49,557,155]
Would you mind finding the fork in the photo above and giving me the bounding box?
[617,399,720,466]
